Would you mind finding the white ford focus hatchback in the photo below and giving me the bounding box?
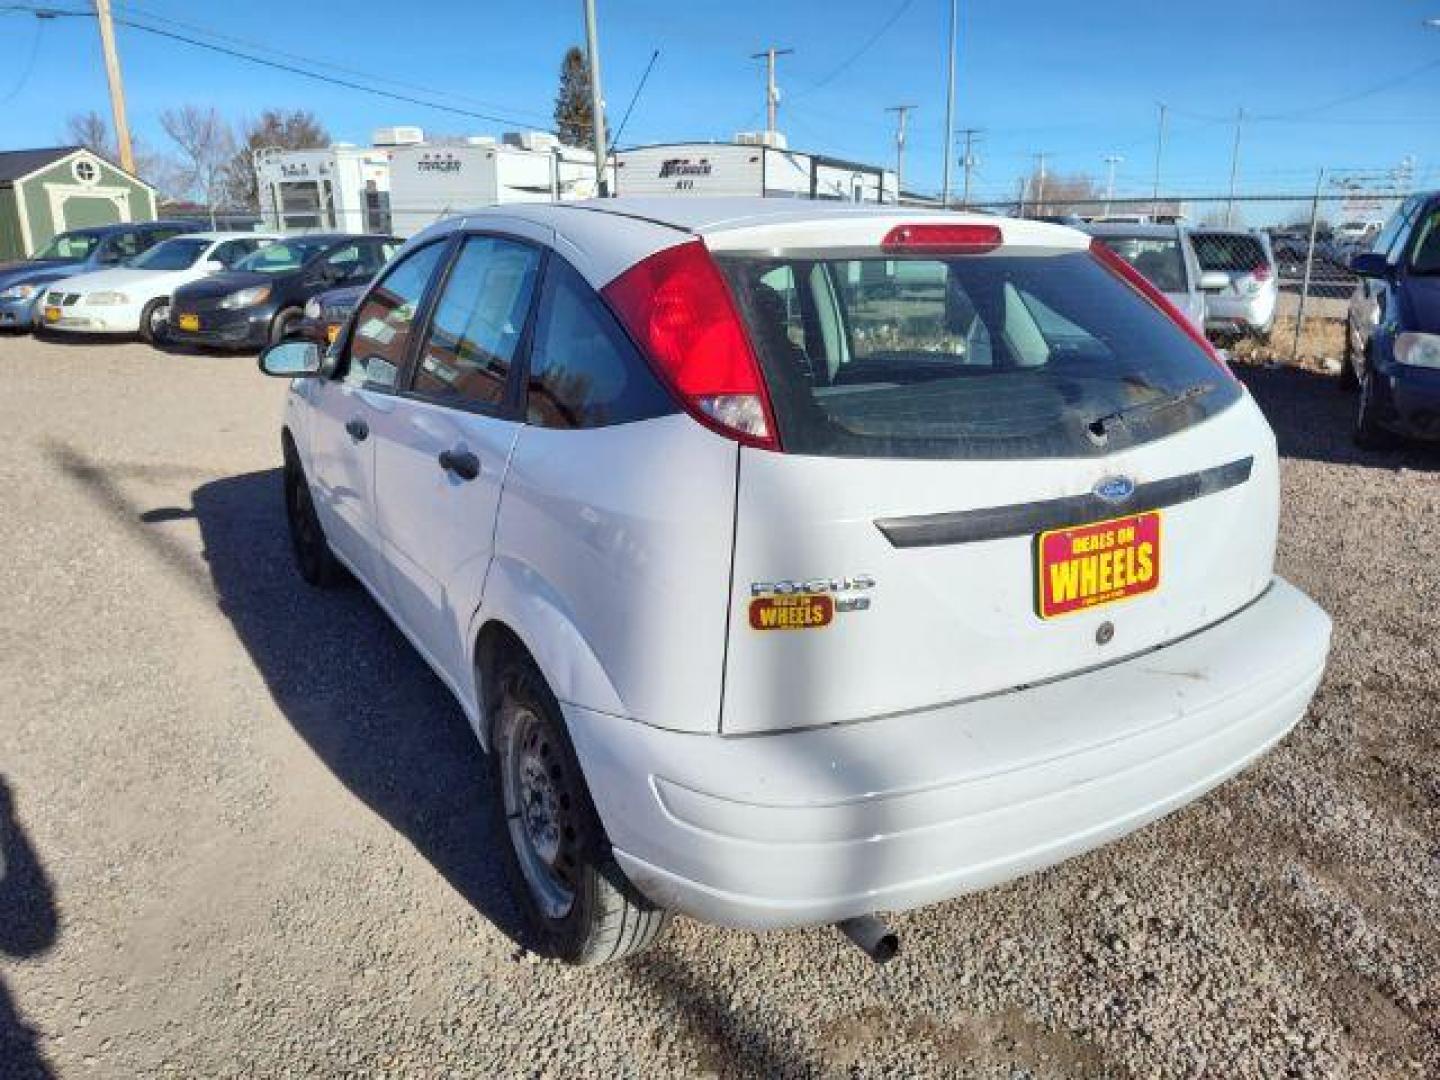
[259,198,1331,965]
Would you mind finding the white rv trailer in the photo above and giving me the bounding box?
[387,132,609,238]
[614,138,897,204]
[254,144,394,235]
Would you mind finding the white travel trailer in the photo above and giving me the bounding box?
[254,144,393,235]
[387,133,609,238]
[614,138,897,204]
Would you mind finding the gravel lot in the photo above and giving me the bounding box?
[0,335,1436,1078]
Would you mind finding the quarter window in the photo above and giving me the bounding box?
[526,258,674,429]
[411,235,541,410]
[344,241,447,390]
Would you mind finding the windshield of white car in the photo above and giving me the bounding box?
[31,232,100,261]
[1090,237,1187,292]
[128,238,210,271]
[234,239,330,275]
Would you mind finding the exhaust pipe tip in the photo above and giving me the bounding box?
[836,915,900,964]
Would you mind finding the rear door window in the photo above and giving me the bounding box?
[1090,236,1187,292]
[525,257,674,429]
[409,235,541,410]
[720,249,1241,460]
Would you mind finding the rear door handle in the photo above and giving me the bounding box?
[344,418,369,442]
[438,449,480,481]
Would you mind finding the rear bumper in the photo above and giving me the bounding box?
[566,577,1330,930]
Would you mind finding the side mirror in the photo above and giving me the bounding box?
[1199,271,1231,292]
[201,259,226,274]
[258,340,322,378]
[1349,252,1390,279]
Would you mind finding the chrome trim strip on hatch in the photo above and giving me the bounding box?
[874,456,1254,549]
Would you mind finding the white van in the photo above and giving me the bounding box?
[259,198,1331,964]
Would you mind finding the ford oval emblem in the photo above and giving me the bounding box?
[1093,475,1136,504]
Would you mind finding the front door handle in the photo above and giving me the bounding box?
[437,448,480,481]
[344,418,369,442]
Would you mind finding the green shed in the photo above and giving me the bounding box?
[0,146,158,261]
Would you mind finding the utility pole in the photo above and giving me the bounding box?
[885,105,917,202]
[941,0,957,207]
[93,0,135,174]
[751,46,794,140]
[1226,106,1245,227]
[582,0,609,195]
[1103,154,1123,216]
[1152,102,1167,215]
[1032,152,1048,216]
[958,127,982,207]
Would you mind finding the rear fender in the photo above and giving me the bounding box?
[465,553,628,751]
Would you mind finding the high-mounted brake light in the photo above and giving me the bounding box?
[881,223,1003,254]
[601,240,780,450]
[1089,238,1236,381]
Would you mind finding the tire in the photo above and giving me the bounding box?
[1339,320,1360,391]
[139,297,170,345]
[282,446,345,587]
[489,651,670,965]
[269,307,302,346]
[1353,358,1397,450]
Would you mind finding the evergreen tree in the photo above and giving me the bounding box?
[554,46,595,150]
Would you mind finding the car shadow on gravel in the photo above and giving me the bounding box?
[0,775,59,1079]
[1236,363,1440,471]
[186,468,530,949]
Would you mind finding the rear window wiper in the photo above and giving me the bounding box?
[1084,381,1217,441]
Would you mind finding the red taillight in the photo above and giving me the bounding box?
[602,240,779,450]
[1088,238,1235,381]
[881,222,1002,254]
[1250,263,1272,282]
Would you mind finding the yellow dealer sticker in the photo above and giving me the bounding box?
[1036,510,1161,619]
[749,593,834,631]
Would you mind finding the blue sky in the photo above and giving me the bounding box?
[2,0,1439,203]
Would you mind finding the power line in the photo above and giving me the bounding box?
[0,2,556,133]
[0,13,44,104]
[790,0,915,100]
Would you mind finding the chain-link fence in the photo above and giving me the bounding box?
[967,189,1412,369]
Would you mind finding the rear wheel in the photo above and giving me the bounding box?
[139,298,170,344]
[489,652,669,965]
[283,446,344,587]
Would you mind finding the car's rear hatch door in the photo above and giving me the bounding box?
[711,222,1277,734]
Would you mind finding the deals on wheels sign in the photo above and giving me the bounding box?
[1036,511,1161,619]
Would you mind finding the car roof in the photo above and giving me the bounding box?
[427,197,1088,289]
[1078,222,1183,239]
[164,230,282,242]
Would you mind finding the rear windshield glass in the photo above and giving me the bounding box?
[1191,233,1269,274]
[1090,236,1187,292]
[718,249,1241,460]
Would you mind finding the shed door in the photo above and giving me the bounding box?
[59,195,120,230]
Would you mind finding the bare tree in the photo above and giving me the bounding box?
[160,106,236,213]
[65,111,112,156]
[220,108,330,209]
[62,111,180,195]
[1022,169,1103,217]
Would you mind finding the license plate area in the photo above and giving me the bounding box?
[1036,510,1161,619]
[44,306,61,323]
[177,313,200,332]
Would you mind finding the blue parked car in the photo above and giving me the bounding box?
[0,220,198,331]
[1344,192,1440,448]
